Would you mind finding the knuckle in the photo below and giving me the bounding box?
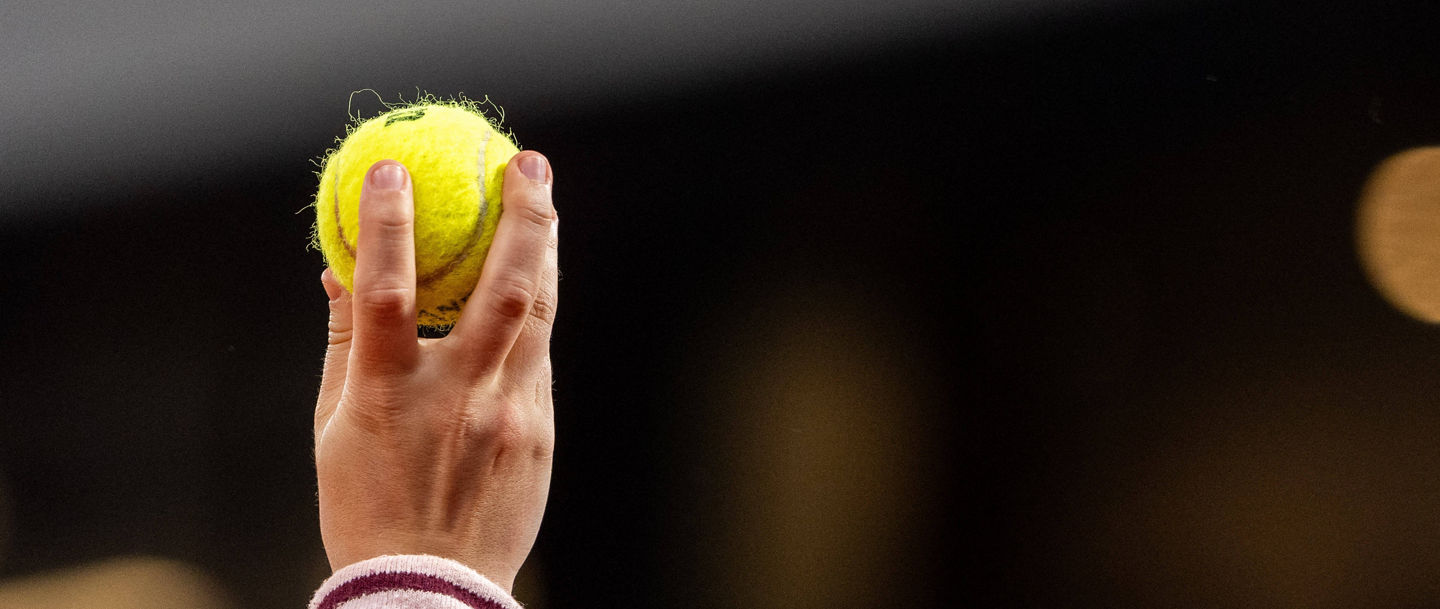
[363,191,414,228]
[326,320,353,347]
[485,275,538,320]
[355,286,412,321]
[465,401,530,448]
[451,372,556,461]
[508,195,555,230]
[531,381,555,460]
[531,427,555,462]
[527,290,558,327]
[370,212,412,233]
[492,404,529,447]
[359,209,414,249]
[363,229,414,259]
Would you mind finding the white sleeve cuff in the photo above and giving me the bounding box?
[308,555,522,609]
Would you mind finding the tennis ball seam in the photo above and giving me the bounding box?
[326,122,492,289]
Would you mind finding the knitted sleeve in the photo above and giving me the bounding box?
[308,555,524,609]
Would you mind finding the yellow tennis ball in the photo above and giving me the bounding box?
[314,102,519,327]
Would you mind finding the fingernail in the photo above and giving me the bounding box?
[519,154,549,184]
[369,162,408,191]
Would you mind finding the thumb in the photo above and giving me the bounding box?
[316,268,353,440]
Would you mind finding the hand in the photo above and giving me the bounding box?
[313,152,558,592]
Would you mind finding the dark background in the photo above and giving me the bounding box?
[6,1,1440,607]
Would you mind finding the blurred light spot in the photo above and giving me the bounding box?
[0,556,232,609]
[1071,367,1440,608]
[1357,147,1440,322]
[696,285,940,608]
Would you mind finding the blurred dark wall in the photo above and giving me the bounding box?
[5,2,1440,608]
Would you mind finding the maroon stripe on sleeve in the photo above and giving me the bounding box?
[317,571,506,609]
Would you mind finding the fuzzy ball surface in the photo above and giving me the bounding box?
[315,102,519,327]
